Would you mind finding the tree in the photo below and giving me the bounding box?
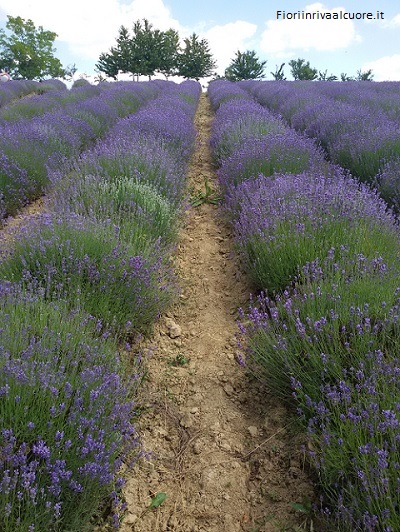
[97,46,120,79]
[64,63,78,81]
[97,23,144,80]
[177,33,216,80]
[224,50,266,81]
[318,69,338,81]
[340,72,354,81]
[114,25,135,77]
[271,63,286,80]
[356,68,374,81]
[131,19,162,80]
[158,29,180,79]
[97,19,179,80]
[289,58,318,80]
[0,15,65,80]
[340,69,374,82]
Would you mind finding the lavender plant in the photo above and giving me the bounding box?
[100,82,156,118]
[65,99,119,138]
[0,282,141,531]
[217,131,328,194]
[375,157,400,213]
[31,112,97,155]
[299,348,400,531]
[240,246,400,530]
[232,171,400,293]
[221,78,400,531]
[241,80,400,186]
[0,92,63,121]
[50,174,178,248]
[0,213,176,338]
[210,100,286,165]
[207,79,253,111]
[0,152,35,219]
[240,247,400,398]
[0,81,159,222]
[0,78,201,531]
[39,79,68,92]
[0,80,42,108]
[71,131,188,208]
[330,123,400,184]
[0,119,68,196]
[119,99,196,160]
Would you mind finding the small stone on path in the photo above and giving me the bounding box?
[165,317,182,338]
[247,426,259,438]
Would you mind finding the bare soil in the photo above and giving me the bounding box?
[121,94,316,532]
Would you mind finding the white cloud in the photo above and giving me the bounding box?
[204,21,258,74]
[362,54,400,81]
[260,2,362,57]
[0,0,183,60]
[384,13,400,28]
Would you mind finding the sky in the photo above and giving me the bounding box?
[0,0,399,82]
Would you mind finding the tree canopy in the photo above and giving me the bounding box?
[318,69,338,81]
[341,69,374,82]
[177,33,216,80]
[289,58,318,80]
[97,21,162,80]
[0,15,65,80]
[97,23,216,81]
[225,50,266,81]
[270,63,286,80]
[158,29,180,79]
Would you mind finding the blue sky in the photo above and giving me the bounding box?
[0,0,399,82]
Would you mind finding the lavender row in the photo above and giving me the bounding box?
[240,80,400,124]
[208,80,400,530]
[239,250,400,530]
[0,78,144,123]
[0,81,159,220]
[208,81,398,293]
[0,78,67,109]
[295,80,400,122]
[240,80,400,207]
[0,282,141,531]
[0,80,201,531]
[1,79,200,339]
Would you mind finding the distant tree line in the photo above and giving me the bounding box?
[224,52,374,82]
[0,14,374,83]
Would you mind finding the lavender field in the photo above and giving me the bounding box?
[209,79,400,531]
[1,76,400,531]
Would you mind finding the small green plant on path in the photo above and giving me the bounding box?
[127,492,167,525]
[190,178,222,206]
[141,492,167,517]
[168,353,190,366]
[291,497,315,530]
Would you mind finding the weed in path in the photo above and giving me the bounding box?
[167,353,190,366]
[190,178,222,207]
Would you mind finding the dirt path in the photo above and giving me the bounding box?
[121,94,315,532]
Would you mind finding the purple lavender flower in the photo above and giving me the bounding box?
[229,169,399,293]
[217,130,328,194]
[208,79,254,110]
[0,212,177,337]
[0,283,143,530]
